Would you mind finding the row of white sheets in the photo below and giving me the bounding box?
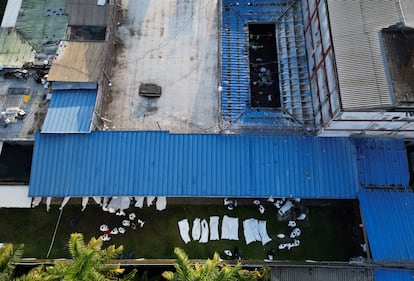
[243,218,272,245]
[178,215,238,244]
[134,196,167,211]
[178,216,272,245]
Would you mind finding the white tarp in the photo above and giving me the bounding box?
[221,215,239,240]
[243,218,260,245]
[134,196,145,208]
[0,185,31,208]
[258,220,272,245]
[178,219,191,244]
[156,196,167,211]
[192,218,201,241]
[199,219,209,243]
[209,216,219,241]
[243,219,272,245]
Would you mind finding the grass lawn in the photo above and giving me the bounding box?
[0,199,365,261]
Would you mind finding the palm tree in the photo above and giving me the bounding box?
[162,247,270,281]
[42,233,135,281]
[0,243,24,281]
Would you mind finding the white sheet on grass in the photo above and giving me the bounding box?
[192,218,201,241]
[221,215,239,240]
[46,197,52,211]
[93,197,102,205]
[243,218,260,245]
[156,196,167,211]
[81,197,89,211]
[243,219,272,245]
[209,216,220,241]
[134,197,145,208]
[146,196,156,207]
[258,220,272,245]
[178,219,191,244]
[59,197,71,210]
[31,197,42,208]
[199,219,209,243]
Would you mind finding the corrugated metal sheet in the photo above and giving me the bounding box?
[41,89,97,133]
[327,0,399,109]
[374,269,414,281]
[0,29,35,68]
[48,41,107,82]
[401,0,414,27]
[353,138,409,188]
[271,266,373,281]
[14,0,67,53]
[220,0,313,130]
[359,190,414,264]
[66,0,111,26]
[1,0,22,28]
[29,133,366,198]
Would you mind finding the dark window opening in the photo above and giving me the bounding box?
[248,24,280,108]
[0,142,33,184]
[68,26,106,41]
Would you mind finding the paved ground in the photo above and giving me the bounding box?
[107,0,220,133]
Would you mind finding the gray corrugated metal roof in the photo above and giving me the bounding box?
[48,41,107,82]
[327,0,400,109]
[41,89,97,133]
[0,28,35,68]
[66,0,111,26]
[359,190,414,264]
[271,266,373,281]
[401,0,414,27]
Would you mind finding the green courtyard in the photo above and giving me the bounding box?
[0,199,365,261]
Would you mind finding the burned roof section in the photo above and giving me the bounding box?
[382,25,414,104]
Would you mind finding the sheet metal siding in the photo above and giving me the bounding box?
[66,0,110,26]
[359,190,414,263]
[327,0,397,109]
[401,0,414,27]
[354,138,409,188]
[271,266,373,281]
[374,269,414,281]
[41,89,97,133]
[29,133,365,198]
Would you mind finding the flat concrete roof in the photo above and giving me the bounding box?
[106,0,220,133]
[0,74,48,141]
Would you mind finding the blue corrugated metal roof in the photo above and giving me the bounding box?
[353,138,409,188]
[41,89,97,133]
[29,133,408,198]
[29,132,366,197]
[359,190,414,264]
[374,269,414,281]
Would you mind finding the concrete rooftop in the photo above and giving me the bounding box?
[106,0,220,133]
